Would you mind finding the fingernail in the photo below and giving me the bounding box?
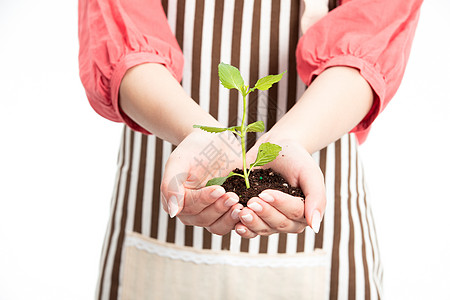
[311,210,322,233]
[236,228,246,234]
[258,192,274,203]
[211,187,226,199]
[241,214,253,223]
[231,208,241,220]
[224,197,239,207]
[168,195,179,218]
[248,202,263,212]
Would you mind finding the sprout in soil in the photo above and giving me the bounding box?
[193,62,285,189]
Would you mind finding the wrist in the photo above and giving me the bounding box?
[259,129,312,155]
[269,66,373,153]
[119,63,221,145]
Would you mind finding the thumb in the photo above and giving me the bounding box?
[161,158,189,218]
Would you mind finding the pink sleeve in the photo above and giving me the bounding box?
[78,0,184,134]
[296,0,423,143]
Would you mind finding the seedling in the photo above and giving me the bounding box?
[193,63,285,189]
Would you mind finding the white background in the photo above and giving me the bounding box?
[0,0,449,299]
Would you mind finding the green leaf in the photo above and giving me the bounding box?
[253,71,286,91]
[193,124,240,134]
[218,63,245,92]
[206,171,242,187]
[246,121,265,133]
[249,142,282,169]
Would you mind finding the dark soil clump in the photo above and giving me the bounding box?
[222,168,305,206]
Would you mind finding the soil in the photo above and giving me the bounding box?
[221,168,305,206]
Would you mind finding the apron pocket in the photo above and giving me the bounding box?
[121,232,329,300]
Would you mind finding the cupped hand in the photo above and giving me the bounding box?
[235,134,326,238]
[160,130,244,235]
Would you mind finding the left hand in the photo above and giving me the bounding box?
[235,134,326,238]
[160,130,243,235]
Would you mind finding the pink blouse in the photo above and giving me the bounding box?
[78,0,423,144]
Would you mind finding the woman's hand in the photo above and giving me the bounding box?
[234,66,374,238]
[161,130,244,235]
[235,134,326,238]
[119,63,247,235]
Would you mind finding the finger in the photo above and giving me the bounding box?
[179,185,228,216]
[257,189,305,221]
[179,192,239,227]
[237,207,276,236]
[160,169,188,218]
[235,223,258,239]
[246,197,307,233]
[297,160,326,233]
[206,202,243,235]
[161,155,190,218]
[273,147,326,234]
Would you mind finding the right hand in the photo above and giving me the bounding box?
[160,130,244,235]
[234,134,326,238]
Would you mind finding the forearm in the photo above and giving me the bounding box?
[268,66,374,153]
[119,63,221,145]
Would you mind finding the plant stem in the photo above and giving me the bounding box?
[240,92,250,188]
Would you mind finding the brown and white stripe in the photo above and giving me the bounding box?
[96,1,383,299]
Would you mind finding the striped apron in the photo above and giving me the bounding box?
[96,1,383,299]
